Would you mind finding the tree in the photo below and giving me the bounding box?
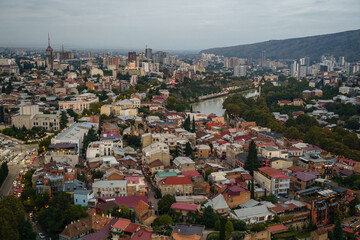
[185,142,192,156]
[232,231,245,240]
[127,135,141,148]
[183,115,191,131]
[0,196,36,240]
[201,206,217,228]
[154,214,173,226]
[60,111,69,130]
[349,196,360,216]
[230,219,247,231]
[191,116,196,133]
[157,194,176,214]
[250,179,255,199]
[329,217,344,240]
[219,217,226,240]
[82,127,98,153]
[244,140,260,176]
[40,97,46,101]
[38,192,87,238]
[225,220,234,233]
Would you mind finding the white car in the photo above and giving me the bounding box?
[38,233,46,239]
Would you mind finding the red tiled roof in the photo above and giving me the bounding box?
[131,229,153,240]
[112,218,131,230]
[268,224,288,234]
[182,171,201,178]
[124,223,140,233]
[287,166,305,172]
[134,200,149,213]
[171,203,199,211]
[258,167,289,179]
[161,176,192,185]
[98,196,148,209]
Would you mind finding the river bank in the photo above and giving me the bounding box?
[191,89,259,116]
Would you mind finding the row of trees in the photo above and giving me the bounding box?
[1,126,46,141]
[37,192,87,238]
[0,195,36,240]
[0,162,9,188]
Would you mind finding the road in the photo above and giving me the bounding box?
[0,159,25,196]
[0,137,38,197]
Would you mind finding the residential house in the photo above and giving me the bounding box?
[222,185,250,208]
[170,203,200,222]
[126,176,147,196]
[260,146,288,159]
[134,200,156,226]
[295,186,347,226]
[74,190,94,207]
[204,194,230,215]
[148,159,164,174]
[254,167,290,195]
[268,200,310,224]
[142,142,170,166]
[196,144,211,159]
[270,157,293,170]
[233,205,274,224]
[291,172,320,192]
[159,176,193,196]
[92,180,127,198]
[173,157,196,172]
[172,224,205,240]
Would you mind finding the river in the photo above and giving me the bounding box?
[191,89,259,116]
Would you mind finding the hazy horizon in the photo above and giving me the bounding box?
[1,0,360,51]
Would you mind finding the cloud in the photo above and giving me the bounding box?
[0,0,359,50]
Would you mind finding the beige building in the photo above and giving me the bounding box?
[59,97,98,112]
[173,157,196,172]
[159,176,193,196]
[259,146,288,159]
[142,142,170,166]
[196,145,211,159]
[141,133,178,150]
[270,158,293,170]
[226,144,242,167]
[100,104,138,117]
[12,105,73,131]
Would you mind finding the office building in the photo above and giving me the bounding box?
[145,48,152,59]
[128,52,136,63]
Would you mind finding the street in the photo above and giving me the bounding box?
[0,135,38,197]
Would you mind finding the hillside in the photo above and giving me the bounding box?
[200,29,360,62]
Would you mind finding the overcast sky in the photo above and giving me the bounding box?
[0,0,359,51]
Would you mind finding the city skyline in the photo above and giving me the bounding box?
[0,0,359,50]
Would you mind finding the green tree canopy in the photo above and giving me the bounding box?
[244,140,260,176]
[157,194,176,214]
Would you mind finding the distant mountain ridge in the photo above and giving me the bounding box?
[200,29,360,62]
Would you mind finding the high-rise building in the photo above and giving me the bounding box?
[45,34,54,71]
[55,46,74,63]
[339,56,345,66]
[260,51,266,67]
[145,48,152,59]
[290,61,299,78]
[128,52,136,63]
[234,65,247,77]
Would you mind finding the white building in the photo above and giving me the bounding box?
[254,167,290,195]
[92,180,127,198]
[86,140,122,159]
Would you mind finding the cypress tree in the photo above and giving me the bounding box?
[192,116,196,133]
[244,140,260,176]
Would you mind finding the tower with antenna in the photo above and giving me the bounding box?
[45,33,54,71]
